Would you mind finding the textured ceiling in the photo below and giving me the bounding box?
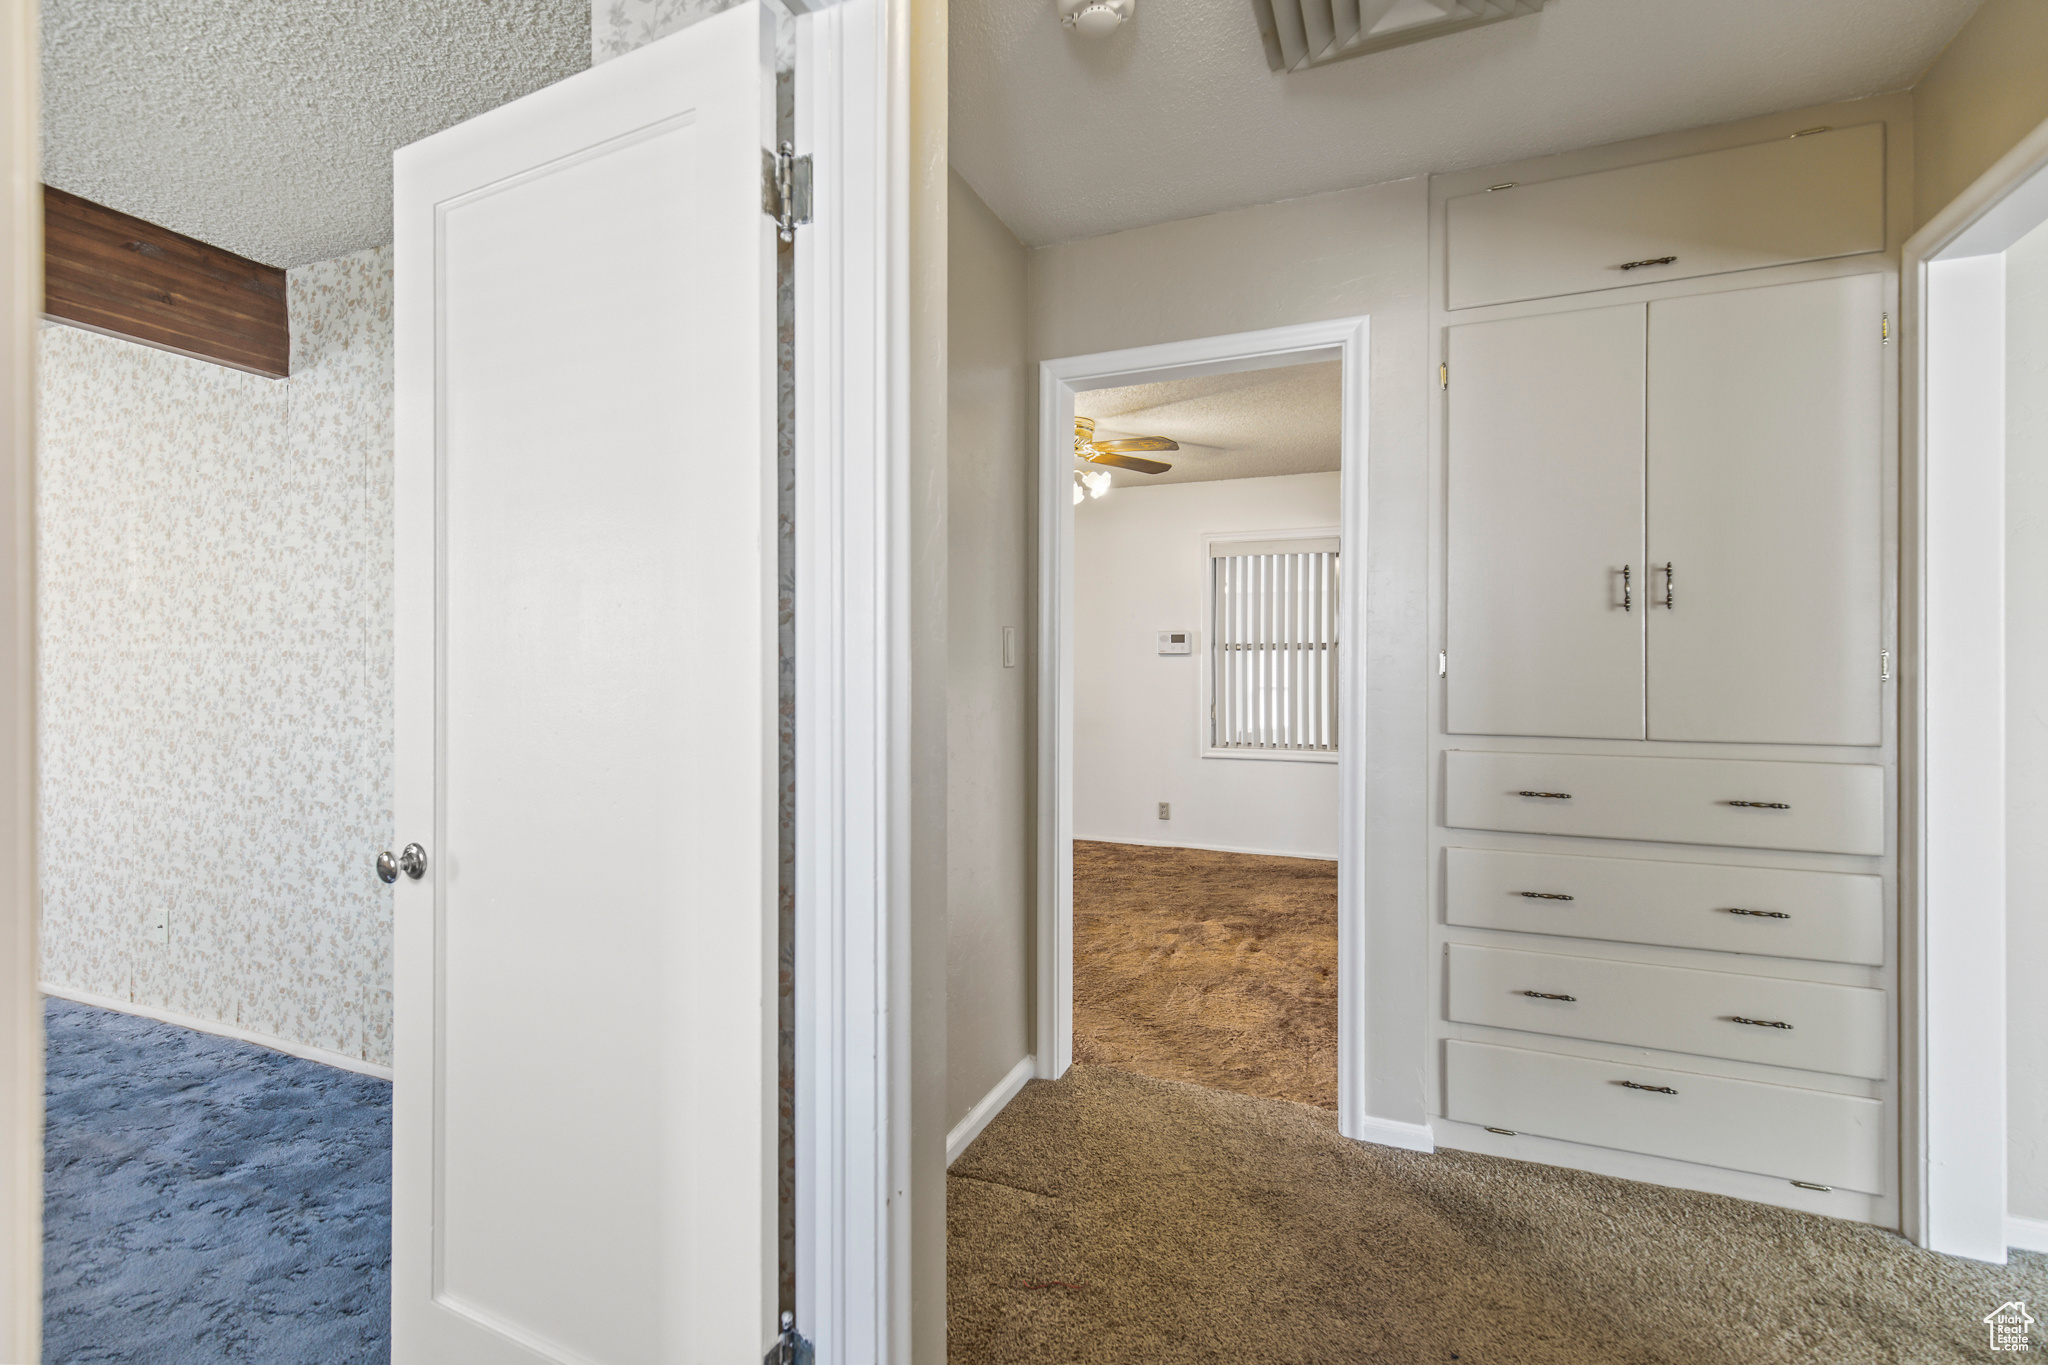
[952,0,1981,247]
[1076,360,1340,488]
[41,0,589,268]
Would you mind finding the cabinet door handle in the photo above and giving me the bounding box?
[1621,564,1632,612]
[1619,255,1678,271]
[1520,990,1577,1001]
[1726,907,1791,919]
[1517,892,1574,901]
[1517,790,1572,799]
[1731,1016,1794,1030]
[1726,800,1791,810]
[1619,1080,1678,1094]
[1660,561,1674,609]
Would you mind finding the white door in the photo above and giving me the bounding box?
[1646,275,1884,745]
[390,9,779,1362]
[1447,305,1647,739]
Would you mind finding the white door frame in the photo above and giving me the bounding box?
[1034,317,1406,1148]
[0,0,913,1355]
[1900,112,2048,1262]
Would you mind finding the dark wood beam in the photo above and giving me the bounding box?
[41,186,288,378]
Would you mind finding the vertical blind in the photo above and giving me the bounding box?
[1210,540,1339,753]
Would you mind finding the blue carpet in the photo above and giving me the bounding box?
[42,997,391,1364]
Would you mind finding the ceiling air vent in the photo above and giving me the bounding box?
[1251,0,1545,72]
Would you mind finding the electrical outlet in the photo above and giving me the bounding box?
[1157,802,1170,820]
[149,907,168,946]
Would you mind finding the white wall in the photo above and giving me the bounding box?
[1074,472,1340,859]
[2007,216,2048,1225]
[1029,176,1431,1126]
[947,171,1035,1129]
[37,245,394,1067]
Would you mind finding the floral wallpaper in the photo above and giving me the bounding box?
[37,244,396,1068]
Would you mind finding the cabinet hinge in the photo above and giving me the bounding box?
[1439,362,1449,390]
[765,1312,814,1365]
[1438,649,1447,679]
[763,143,813,242]
[1881,312,1890,345]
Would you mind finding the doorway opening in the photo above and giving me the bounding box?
[1067,360,1343,1110]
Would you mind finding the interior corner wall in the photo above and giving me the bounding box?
[2006,217,2048,1225]
[1911,0,2048,231]
[1026,176,1432,1127]
[945,169,1034,1131]
[36,244,394,1068]
[1074,472,1341,859]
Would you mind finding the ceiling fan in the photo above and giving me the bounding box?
[1074,416,1178,475]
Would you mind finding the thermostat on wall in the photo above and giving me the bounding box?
[1157,631,1193,655]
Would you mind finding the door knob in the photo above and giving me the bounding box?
[377,844,430,884]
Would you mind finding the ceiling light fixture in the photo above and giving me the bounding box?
[1060,0,1134,38]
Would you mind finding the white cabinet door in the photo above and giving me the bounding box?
[1448,306,1646,738]
[1646,275,1884,744]
[391,9,778,1362]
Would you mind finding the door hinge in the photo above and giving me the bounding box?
[763,143,813,242]
[765,1312,814,1365]
[1439,362,1448,390]
[1881,312,1890,345]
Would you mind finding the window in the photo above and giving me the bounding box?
[1208,535,1339,755]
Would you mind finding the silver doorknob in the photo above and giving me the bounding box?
[377,845,429,883]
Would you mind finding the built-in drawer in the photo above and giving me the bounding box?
[1443,1039,1884,1193]
[1445,123,1885,310]
[1443,750,1885,856]
[1445,847,1884,965]
[1446,942,1886,1078]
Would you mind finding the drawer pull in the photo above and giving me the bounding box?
[1790,1180,1832,1192]
[1725,907,1791,919]
[1618,255,1678,271]
[1618,1080,1678,1095]
[1517,790,1572,800]
[1520,990,1577,1002]
[1731,1015,1794,1030]
[1485,1126,1518,1136]
[1726,800,1791,810]
[1517,891,1575,901]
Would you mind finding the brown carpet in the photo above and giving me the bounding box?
[948,1064,2048,1365]
[1073,840,1337,1109]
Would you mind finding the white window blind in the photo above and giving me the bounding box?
[1210,541,1339,753]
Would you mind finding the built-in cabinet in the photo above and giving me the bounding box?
[1428,104,1900,1225]
[1448,274,1883,746]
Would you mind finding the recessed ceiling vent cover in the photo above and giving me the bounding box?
[1251,0,1545,72]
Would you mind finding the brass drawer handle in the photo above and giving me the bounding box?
[1619,255,1678,271]
[1731,1015,1794,1030]
[1726,800,1791,810]
[1619,1080,1678,1095]
[1520,990,1576,1002]
[1726,907,1790,919]
[1518,790,1572,800]
[1518,892,1574,901]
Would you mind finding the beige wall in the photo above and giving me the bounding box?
[1912,0,2048,229]
[945,171,1035,1131]
[1028,177,1434,1125]
[2008,219,2048,1225]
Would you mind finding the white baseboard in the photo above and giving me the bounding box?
[1344,1113,1437,1153]
[947,1054,1036,1167]
[2010,1214,2048,1254]
[39,982,394,1081]
[1073,834,1338,862]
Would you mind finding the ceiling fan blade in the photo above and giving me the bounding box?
[1086,452,1174,475]
[1091,436,1180,453]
